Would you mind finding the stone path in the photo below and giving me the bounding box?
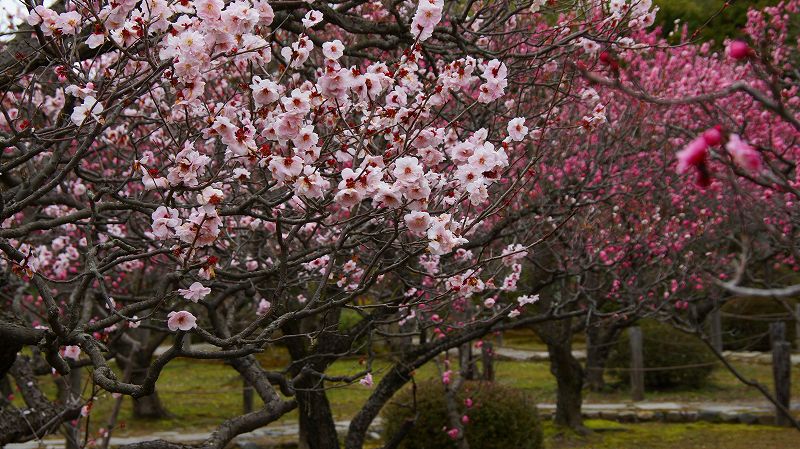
[9,400,798,449]
[492,346,800,366]
[538,400,800,425]
[5,420,379,449]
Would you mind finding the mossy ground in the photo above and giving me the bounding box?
[545,420,800,449]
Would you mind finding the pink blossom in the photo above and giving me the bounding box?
[26,6,56,27]
[151,206,181,239]
[295,166,330,199]
[55,11,81,35]
[196,0,224,20]
[256,298,272,315]
[71,96,103,126]
[507,117,528,141]
[62,345,81,360]
[269,156,304,183]
[86,30,105,49]
[141,166,168,190]
[167,143,211,187]
[427,220,467,255]
[482,59,507,83]
[410,0,443,41]
[167,310,197,332]
[198,186,224,206]
[393,157,424,184]
[250,76,282,106]
[334,188,364,208]
[359,373,374,387]
[676,137,708,174]
[372,183,403,208]
[446,428,459,439]
[302,10,323,28]
[405,211,432,234]
[441,369,452,384]
[322,40,345,60]
[517,294,539,306]
[178,282,211,302]
[725,134,762,173]
[477,80,506,103]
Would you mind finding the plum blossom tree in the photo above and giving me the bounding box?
[0,0,682,447]
[571,0,800,428]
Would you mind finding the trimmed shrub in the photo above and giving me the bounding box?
[654,0,781,44]
[608,320,715,390]
[382,381,543,449]
[721,297,797,351]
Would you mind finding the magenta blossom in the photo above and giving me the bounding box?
[727,40,751,60]
[702,126,723,146]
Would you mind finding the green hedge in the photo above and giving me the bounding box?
[654,0,780,44]
[382,381,543,449]
[608,320,715,390]
[720,297,797,351]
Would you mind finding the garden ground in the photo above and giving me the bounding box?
[13,330,800,448]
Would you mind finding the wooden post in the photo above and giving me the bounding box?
[243,376,254,414]
[482,340,495,381]
[773,341,792,426]
[770,322,786,348]
[460,342,477,380]
[795,304,800,351]
[629,326,645,402]
[770,322,791,426]
[709,307,723,353]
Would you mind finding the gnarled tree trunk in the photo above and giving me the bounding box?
[547,337,585,431]
[532,314,588,433]
[585,325,620,392]
[113,330,171,419]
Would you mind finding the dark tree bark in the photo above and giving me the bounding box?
[547,336,585,431]
[584,325,620,392]
[113,330,172,419]
[58,368,82,449]
[532,316,588,433]
[283,306,347,449]
[296,385,340,449]
[0,357,81,445]
[482,340,495,381]
[459,343,479,381]
[0,319,45,378]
